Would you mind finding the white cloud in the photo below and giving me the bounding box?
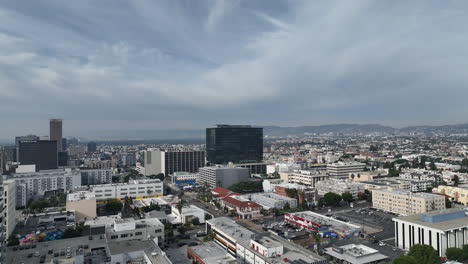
[0,0,468,138]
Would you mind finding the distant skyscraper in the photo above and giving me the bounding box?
[206,125,263,164]
[62,138,68,151]
[87,141,97,152]
[17,140,58,170]
[50,119,63,152]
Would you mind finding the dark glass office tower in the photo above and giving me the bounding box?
[50,118,63,152]
[18,140,58,170]
[206,125,263,164]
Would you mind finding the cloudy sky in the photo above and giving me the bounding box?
[1,0,468,140]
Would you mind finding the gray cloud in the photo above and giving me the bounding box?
[0,0,468,140]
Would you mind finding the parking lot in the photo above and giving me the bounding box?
[17,212,76,236]
[333,207,396,242]
[5,234,107,264]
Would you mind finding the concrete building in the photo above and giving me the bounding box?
[91,179,163,201]
[432,186,468,205]
[80,168,112,185]
[168,204,207,225]
[199,166,250,189]
[141,148,205,177]
[372,188,445,215]
[8,168,81,207]
[315,179,365,198]
[107,217,164,244]
[360,179,411,191]
[286,169,330,187]
[250,193,297,209]
[108,239,172,264]
[393,209,468,256]
[171,172,199,187]
[87,141,97,152]
[235,162,267,175]
[2,180,16,238]
[66,191,97,221]
[50,118,63,152]
[206,217,326,264]
[327,162,365,179]
[187,241,236,264]
[324,244,388,264]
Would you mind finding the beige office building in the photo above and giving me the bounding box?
[372,188,445,215]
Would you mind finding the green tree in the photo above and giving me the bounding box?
[461,158,468,169]
[323,192,342,207]
[7,234,19,246]
[177,226,186,234]
[341,192,353,203]
[392,255,418,264]
[369,145,378,152]
[283,202,291,211]
[228,180,263,193]
[105,200,123,213]
[445,247,465,261]
[407,244,441,264]
[429,161,437,171]
[445,196,452,208]
[176,199,185,214]
[453,175,460,186]
[191,217,200,226]
[205,214,212,220]
[29,200,49,211]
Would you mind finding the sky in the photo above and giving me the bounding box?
[1,0,468,140]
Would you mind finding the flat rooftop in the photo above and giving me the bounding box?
[107,240,171,264]
[207,217,255,243]
[189,241,236,263]
[67,191,95,201]
[393,209,468,231]
[375,188,443,198]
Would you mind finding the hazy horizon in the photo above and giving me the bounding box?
[1,1,468,140]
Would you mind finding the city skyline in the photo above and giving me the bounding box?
[1,1,468,139]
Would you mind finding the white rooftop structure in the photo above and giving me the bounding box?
[325,244,388,264]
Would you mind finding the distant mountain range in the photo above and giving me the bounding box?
[84,123,468,142]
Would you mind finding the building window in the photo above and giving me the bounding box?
[110,235,118,239]
[135,232,142,236]
[121,234,128,238]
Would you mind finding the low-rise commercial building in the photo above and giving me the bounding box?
[92,179,163,201]
[324,244,388,264]
[327,162,365,179]
[220,195,262,220]
[206,217,327,264]
[199,166,249,189]
[168,204,207,225]
[108,239,171,264]
[250,193,297,209]
[432,186,468,205]
[286,170,330,187]
[373,188,445,215]
[187,241,236,264]
[285,211,361,238]
[393,209,468,257]
[315,179,365,198]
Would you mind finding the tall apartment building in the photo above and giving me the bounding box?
[372,188,445,215]
[393,209,468,257]
[0,178,3,263]
[198,166,249,189]
[327,161,365,179]
[206,125,263,164]
[50,119,63,152]
[17,139,58,170]
[8,168,81,207]
[87,141,97,152]
[2,180,16,238]
[141,148,205,177]
[81,168,112,185]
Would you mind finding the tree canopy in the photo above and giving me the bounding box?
[406,244,441,264]
[323,192,342,207]
[228,181,263,193]
[392,255,418,264]
[341,192,353,203]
